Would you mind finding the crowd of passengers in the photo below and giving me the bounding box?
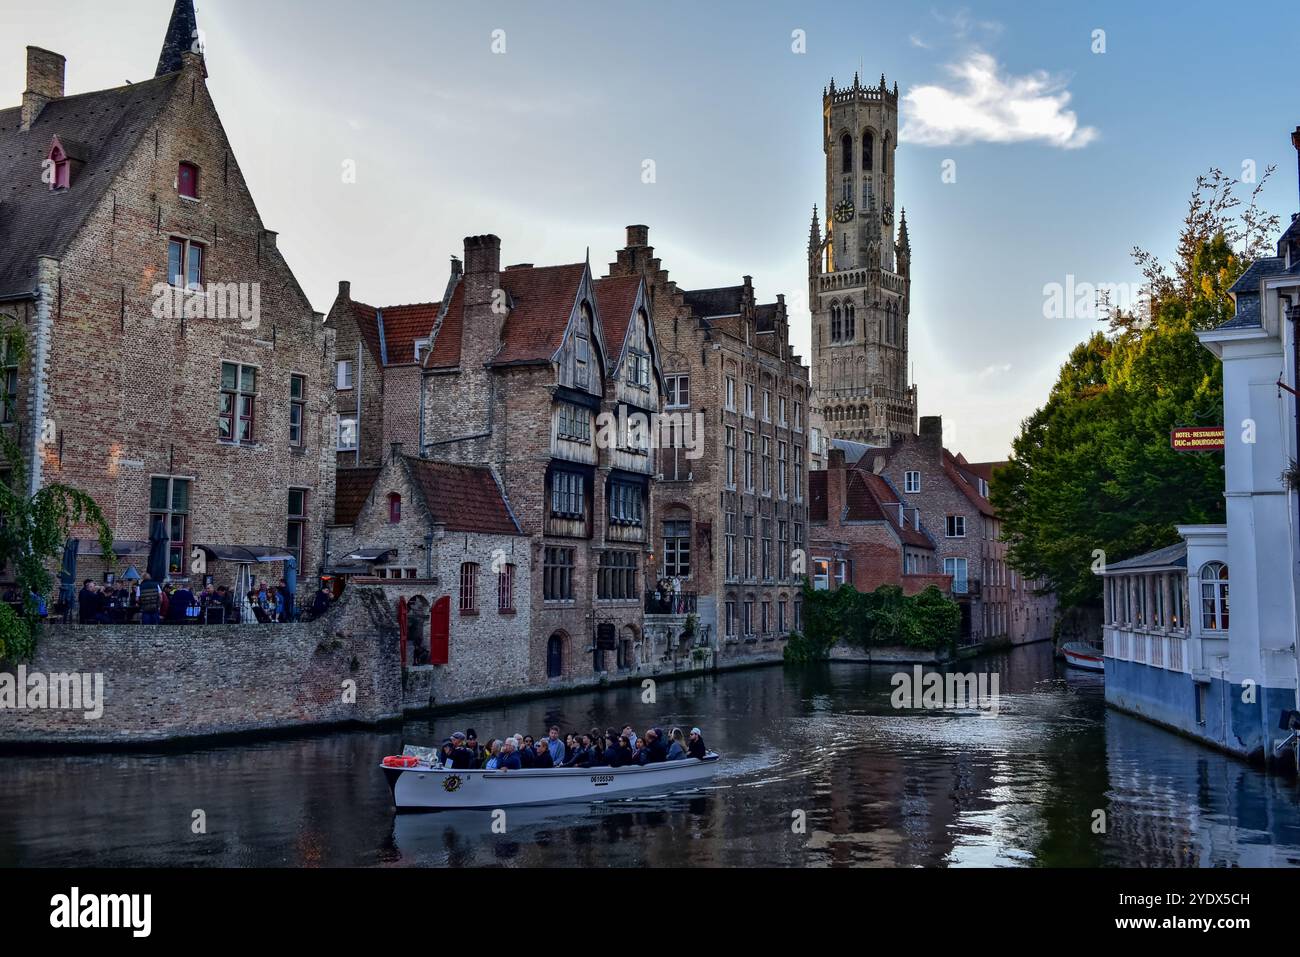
[437,725,708,771]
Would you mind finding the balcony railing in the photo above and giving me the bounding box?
[645,591,697,615]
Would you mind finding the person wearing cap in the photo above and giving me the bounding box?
[687,727,708,760]
[448,732,476,770]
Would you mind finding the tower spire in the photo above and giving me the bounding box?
[898,208,910,249]
[156,0,200,77]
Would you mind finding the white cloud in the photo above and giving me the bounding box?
[977,363,1013,380]
[900,52,1097,149]
[909,34,931,49]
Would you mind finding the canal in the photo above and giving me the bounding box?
[4,641,1300,867]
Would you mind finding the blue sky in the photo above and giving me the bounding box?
[3,0,1297,460]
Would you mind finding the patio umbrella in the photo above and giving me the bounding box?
[122,566,141,582]
[57,538,79,619]
[147,517,170,583]
[284,556,298,622]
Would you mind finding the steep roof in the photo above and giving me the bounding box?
[334,467,383,525]
[424,281,464,370]
[493,263,587,365]
[592,274,642,358]
[852,472,933,548]
[156,0,200,77]
[403,457,521,535]
[0,73,181,299]
[942,449,996,517]
[348,300,439,367]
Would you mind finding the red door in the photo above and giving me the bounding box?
[397,597,409,667]
[429,596,450,665]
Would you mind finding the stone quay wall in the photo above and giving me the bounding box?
[0,587,401,748]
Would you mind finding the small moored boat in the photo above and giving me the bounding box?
[1061,641,1105,673]
[382,751,722,811]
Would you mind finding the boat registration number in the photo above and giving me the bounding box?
[590,774,615,786]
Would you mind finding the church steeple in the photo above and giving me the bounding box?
[155,0,201,77]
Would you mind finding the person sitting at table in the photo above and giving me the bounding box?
[167,583,195,623]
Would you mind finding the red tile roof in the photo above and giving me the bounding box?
[334,467,382,525]
[404,457,520,535]
[593,275,642,359]
[493,263,588,365]
[349,300,439,367]
[852,472,933,548]
[425,282,464,370]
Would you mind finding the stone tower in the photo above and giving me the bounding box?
[809,73,917,447]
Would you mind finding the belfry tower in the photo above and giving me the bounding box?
[809,73,917,446]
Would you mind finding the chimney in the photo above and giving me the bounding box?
[462,235,504,368]
[919,416,943,462]
[21,47,64,132]
[626,225,649,247]
[826,451,847,525]
[338,280,351,301]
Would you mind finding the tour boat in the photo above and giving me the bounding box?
[1061,641,1105,673]
[381,751,722,811]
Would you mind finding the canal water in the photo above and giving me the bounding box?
[4,641,1300,867]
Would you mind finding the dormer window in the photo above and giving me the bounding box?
[178,162,199,200]
[388,493,401,524]
[47,141,70,191]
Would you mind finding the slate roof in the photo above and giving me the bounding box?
[682,285,743,318]
[755,303,778,333]
[403,457,520,535]
[0,73,181,299]
[334,467,383,525]
[1103,541,1187,573]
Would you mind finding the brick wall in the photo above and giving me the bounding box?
[0,586,400,747]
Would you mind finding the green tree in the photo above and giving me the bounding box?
[994,168,1280,612]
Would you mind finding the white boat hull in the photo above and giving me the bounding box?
[384,755,721,810]
[1062,642,1105,672]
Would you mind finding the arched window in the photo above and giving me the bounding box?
[844,304,855,341]
[840,133,853,174]
[882,133,890,176]
[830,304,841,342]
[387,493,401,524]
[1200,562,1229,630]
[862,131,874,171]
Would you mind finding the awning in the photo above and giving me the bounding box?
[324,564,374,576]
[197,544,296,565]
[342,547,397,563]
[74,539,149,558]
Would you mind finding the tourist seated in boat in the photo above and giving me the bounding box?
[465,730,483,764]
[439,740,455,766]
[495,737,522,771]
[531,739,555,768]
[562,734,593,767]
[481,739,501,768]
[687,727,707,760]
[446,732,478,769]
[666,728,688,761]
[545,727,565,765]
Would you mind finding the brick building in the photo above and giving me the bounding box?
[389,235,666,680]
[326,447,532,701]
[0,1,335,593]
[809,447,949,596]
[606,226,812,659]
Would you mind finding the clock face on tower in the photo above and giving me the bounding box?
[882,203,894,226]
[833,201,855,223]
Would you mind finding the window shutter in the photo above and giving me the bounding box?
[429,596,450,665]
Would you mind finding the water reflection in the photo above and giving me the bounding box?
[3,643,1300,867]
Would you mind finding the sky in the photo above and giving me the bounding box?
[2,0,1298,461]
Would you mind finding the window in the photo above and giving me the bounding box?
[744,431,754,490]
[794,401,803,431]
[725,427,736,488]
[836,560,849,587]
[335,360,354,390]
[177,162,199,199]
[762,601,771,634]
[1200,562,1229,631]
[168,237,204,290]
[778,442,788,498]
[794,449,803,501]
[287,489,307,569]
[0,338,17,425]
[609,481,642,526]
[551,471,585,518]
[778,520,789,579]
[862,131,874,171]
[725,376,736,411]
[598,551,638,600]
[744,383,754,417]
[762,390,771,422]
[744,515,755,579]
[459,562,479,613]
[725,600,737,637]
[831,304,842,342]
[387,493,401,524]
[761,437,772,494]
[498,564,516,612]
[761,518,773,579]
[544,547,575,601]
[724,512,736,579]
[779,396,787,426]
[665,374,690,409]
[905,471,921,494]
[945,558,969,594]
[946,515,966,538]
[337,416,358,451]
[628,350,650,389]
[289,374,306,446]
[841,133,853,174]
[663,520,691,578]
[219,362,257,442]
[556,402,592,442]
[744,600,755,637]
[778,599,787,633]
[47,142,70,190]
[844,304,855,341]
[812,560,830,591]
[574,324,590,388]
[149,476,190,577]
